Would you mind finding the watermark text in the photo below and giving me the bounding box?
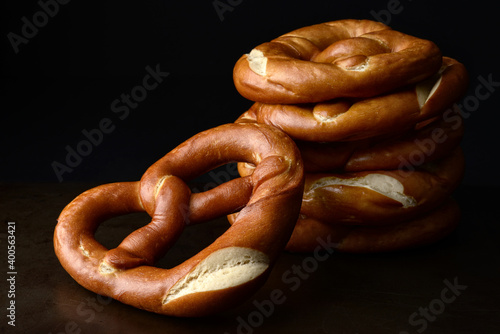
[51,64,169,182]
[6,222,17,327]
[224,235,337,334]
[400,277,467,333]
[7,0,72,54]
[213,0,244,21]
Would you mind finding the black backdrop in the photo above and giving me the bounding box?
[2,0,499,185]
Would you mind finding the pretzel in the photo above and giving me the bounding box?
[238,147,464,226]
[238,107,464,173]
[233,19,442,104]
[236,57,467,142]
[54,123,304,317]
[296,109,464,172]
[284,197,461,253]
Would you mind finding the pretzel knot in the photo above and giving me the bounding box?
[54,123,304,317]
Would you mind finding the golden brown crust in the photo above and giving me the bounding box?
[300,148,463,225]
[284,198,460,253]
[54,123,304,317]
[238,107,464,174]
[233,19,442,104]
[235,57,467,142]
[238,147,464,226]
[296,110,464,172]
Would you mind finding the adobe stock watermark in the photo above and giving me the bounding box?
[47,294,113,334]
[191,163,239,193]
[6,222,17,328]
[213,0,244,21]
[175,162,241,226]
[51,64,169,182]
[398,73,499,175]
[399,277,467,334]
[224,235,338,334]
[370,0,414,25]
[7,0,72,54]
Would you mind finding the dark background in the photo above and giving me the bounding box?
[2,0,499,185]
[2,2,500,334]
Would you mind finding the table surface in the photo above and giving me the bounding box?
[1,182,499,334]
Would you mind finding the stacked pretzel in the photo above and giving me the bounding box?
[231,19,468,253]
[54,19,468,317]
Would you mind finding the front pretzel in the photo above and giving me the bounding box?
[54,123,304,317]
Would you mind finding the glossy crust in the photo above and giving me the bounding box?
[300,148,464,225]
[285,198,461,253]
[235,57,468,142]
[238,147,464,226]
[230,19,466,255]
[238,108,464,173]
[227,198,460,253]
[54,123,304,317]
[233,19,442,104]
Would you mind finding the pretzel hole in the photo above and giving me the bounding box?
[93,212,229,271]
[155,218,227,269]
[188,162,239,193]
[94,212,151,251]
[159,165,243,268]
[305,174,417,208]
[163,247,269,304]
